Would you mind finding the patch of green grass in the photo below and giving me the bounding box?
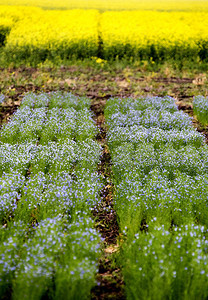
[0,60,208,110]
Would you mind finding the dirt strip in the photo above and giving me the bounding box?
[90,99,125,300]
[0,104,19,125]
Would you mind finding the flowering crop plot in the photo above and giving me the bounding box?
[123,222,208,300]
[0,5,208,64]
[0,0,207,11]
[3,9,99,63]
[0,92,102,299]
[100,11,208,61]
[193,95,208,126]
[105,96,208,299]
[0,92,97,144]
[21,91,91,110]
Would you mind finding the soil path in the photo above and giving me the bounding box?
[90,99,125,300]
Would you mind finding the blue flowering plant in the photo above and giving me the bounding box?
[0,92,103,299]
[105,96,208,299]
[0,94,5,105]
[122,221,208,300]
[193,95,208,126]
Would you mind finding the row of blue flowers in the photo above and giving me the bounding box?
[105,96,208,300]
[0,92,102,300]
[193,95,208,126]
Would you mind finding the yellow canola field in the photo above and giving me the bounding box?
[1,5,208,63]
[0,6,43,44]
[4,9,99,62]
[100,11,208,60]
[0,5,42,20]
[0,6,43,48]
[0,0,208,11]
[0,17,14,45]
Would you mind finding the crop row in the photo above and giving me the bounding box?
[193,95,208,126]
[0,92,102,299]
[0,7,208,64]
[105,96,208,299]
[0,100,97,144]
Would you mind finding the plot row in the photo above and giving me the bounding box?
[0,92,96,144]
[105,96,208,299]
[0,92,102,300]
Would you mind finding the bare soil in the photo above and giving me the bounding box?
[91,99,125,300]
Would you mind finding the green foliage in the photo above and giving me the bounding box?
[122,222,208,300]
[193,95,208,126]
[105,96,208,299]
[0,92,102,299]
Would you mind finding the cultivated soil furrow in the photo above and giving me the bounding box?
[90,99,125,300]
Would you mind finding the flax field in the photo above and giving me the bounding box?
[1,1,208,299]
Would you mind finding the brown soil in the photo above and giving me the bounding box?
[0,105,19,125]
[90,99,125,300]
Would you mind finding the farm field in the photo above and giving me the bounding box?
[0,1,208,66]
[0,63,208,299]
[0,92,104,299]
[0,0,208,11]
[105,95,208,299]
[0,0,208,298]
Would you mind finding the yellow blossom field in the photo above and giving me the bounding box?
[3,9,99,63]
[0,0,208,11]
[0,0,208,65]
[100,10,208,60]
